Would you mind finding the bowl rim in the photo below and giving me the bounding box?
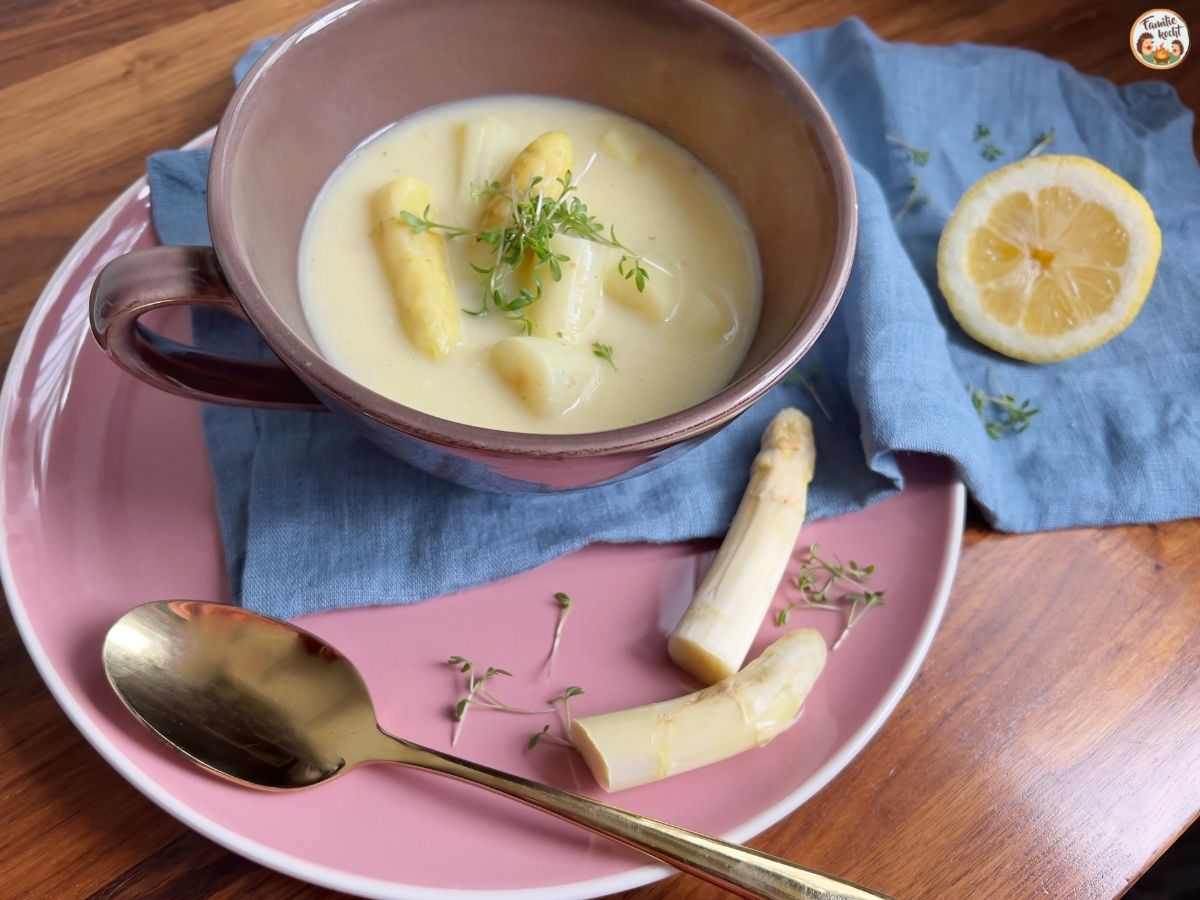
[208,0,857,458]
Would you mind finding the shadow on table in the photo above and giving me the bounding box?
[1126,820,1200,898]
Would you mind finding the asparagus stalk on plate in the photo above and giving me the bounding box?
[571,629,827,791]
[667,407,817,684]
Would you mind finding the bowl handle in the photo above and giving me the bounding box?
[90,246,321,408]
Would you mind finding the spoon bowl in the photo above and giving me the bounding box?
[103,600,381,790]
[103,600,887,900]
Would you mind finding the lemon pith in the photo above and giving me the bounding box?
[937,155,1161,362]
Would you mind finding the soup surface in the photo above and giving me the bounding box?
[300,95,760,434]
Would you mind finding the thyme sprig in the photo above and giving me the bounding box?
[886,134,930,166]
[528,686,585,750]
[400,173,649,333]
[1026,128,1057,158]
[447,653,588,750]
[546,592,573,675]
[786,363,832,422]
[971,387,1040,439]
[894,174,930,223]
[447,656,553,745]
[775,543,885,650]
[591,342,617,370]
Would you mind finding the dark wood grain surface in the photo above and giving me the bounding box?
[1,1,1198,898]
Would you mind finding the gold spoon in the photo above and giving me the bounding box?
[102,600,889,900]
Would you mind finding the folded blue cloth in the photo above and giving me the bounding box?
[148,20,1200,618]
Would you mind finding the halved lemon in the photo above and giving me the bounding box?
[937,155,1161,362]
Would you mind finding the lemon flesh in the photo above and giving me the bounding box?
[937,155,1160,362]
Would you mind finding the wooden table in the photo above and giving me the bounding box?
[2,1,1197,897]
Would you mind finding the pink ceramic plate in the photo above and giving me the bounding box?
[0,132,964,899]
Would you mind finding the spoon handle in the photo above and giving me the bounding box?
[379,732,889,900]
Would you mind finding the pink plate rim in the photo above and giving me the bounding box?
[0,128,966,899]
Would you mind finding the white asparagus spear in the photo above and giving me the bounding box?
[605,260,677,324]
[490,336,599,416]
[600,128,642,168]
[667,408,816,684]
[458,116,520,211]
[571,629,826,792]
[677,289,735,341]
[480,130,574,230]
[529,234,607,342]
[370,177,463,360]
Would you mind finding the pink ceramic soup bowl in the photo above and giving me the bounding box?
[90,0,856,493]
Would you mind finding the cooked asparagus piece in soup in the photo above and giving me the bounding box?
[604,260,677,323]
[600,128,642,168]
[369,177,462,361]
[458,116,519,211]
[489,336,599,416]
[480,130,574,230]
[527,234,607,342]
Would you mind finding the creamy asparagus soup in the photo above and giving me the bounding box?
[300,95,760,434]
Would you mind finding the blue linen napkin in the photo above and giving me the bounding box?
[147,20,1200,618]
